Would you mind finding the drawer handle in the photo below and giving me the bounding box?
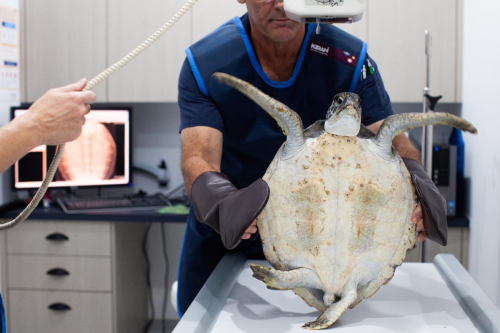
[48,303,71,311]
[46,233,69,241]
[47,268,70,276]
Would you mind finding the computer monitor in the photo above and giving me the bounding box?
[11,105,132,189]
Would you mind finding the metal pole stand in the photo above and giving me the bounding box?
[419,31,443,263]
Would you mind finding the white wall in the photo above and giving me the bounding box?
[463,0,500,306]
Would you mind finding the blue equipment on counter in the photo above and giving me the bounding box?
[0,293,5,333]
[432,144,457,216]
[449,128,465,215]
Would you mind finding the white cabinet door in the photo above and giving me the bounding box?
[367,0,459,103]
[6,220,111,256]
[107,0,191,102]
[9,290,113,333]
[192,0,247,44]
[25,0,107,102]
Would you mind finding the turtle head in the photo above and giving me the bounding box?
[324,92,362,136]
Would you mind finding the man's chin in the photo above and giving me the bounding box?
[268,25,302,43]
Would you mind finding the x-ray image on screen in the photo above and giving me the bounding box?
[12,109,131,189]
[57,119,119,181]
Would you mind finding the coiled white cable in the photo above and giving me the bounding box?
[0,0,199,230]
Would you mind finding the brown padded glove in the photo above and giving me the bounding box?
[403,158,448,246]
[191,172,270,250]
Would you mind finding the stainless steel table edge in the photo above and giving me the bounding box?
[434,254,500,333]
[172,252,247,333]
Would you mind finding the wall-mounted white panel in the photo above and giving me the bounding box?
[456,0,463,103]
[108,0,191,102]
[25,0,106,102]
[367,0,458,103]
[19,0,25,102]
[333,0,367,42]
[192,0,246,44]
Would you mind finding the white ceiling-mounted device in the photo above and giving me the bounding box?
[282,0,364,25]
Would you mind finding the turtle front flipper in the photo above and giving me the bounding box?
[373,112,478,156]
[213,72,306,159]
[357,124,376,139]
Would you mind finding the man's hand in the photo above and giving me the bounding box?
[242,220,258,240]
[411,202,427,242]
[26,78,97,146]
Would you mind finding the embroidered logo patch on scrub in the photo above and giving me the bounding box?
[307,40,358,68]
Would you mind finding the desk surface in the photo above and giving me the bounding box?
[175,254,500,333]
[0,200,467,226]
[0,204,188,223]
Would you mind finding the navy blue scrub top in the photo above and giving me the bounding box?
[0,293,5,333]
[178,16,394,189]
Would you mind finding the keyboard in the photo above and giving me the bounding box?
[57,193,172,214]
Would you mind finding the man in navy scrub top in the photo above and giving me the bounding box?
[177,0,448,316]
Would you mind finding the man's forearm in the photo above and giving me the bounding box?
[0,116,40,174]
[181,155,220,198]
[180,126,223,197]
[392,133,421,163]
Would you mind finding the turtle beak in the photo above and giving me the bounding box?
[342,105,361,123]
[341,94,361,119]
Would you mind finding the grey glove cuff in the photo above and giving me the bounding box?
[403,158,448,246]
[191,171,270,250]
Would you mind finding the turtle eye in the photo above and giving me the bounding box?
[334,96,344,105]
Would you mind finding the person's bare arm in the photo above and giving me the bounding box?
[0,114,41,174]
[181,126,223,198]
[367,119,426,241]
[0,78,96,174]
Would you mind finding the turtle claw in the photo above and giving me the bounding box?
[249,263,283,290]
[302,313,335,330]
[302,283,357,330]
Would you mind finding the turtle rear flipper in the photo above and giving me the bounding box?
[293,287,327,313]
[249,264,323,290]
[302,280,358,330]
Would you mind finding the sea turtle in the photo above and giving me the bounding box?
[213,72,477,330]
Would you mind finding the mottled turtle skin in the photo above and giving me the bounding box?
[213,72,477,330]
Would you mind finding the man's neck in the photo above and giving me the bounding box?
[250,24,306,82]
